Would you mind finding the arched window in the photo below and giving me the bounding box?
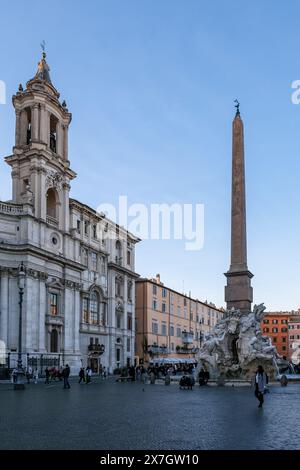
[50,114,58,153]
[90,291,99,325]
[25,107,32,145]
[46,188,58,220]
[50,329,58,353]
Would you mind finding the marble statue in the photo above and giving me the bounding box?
[197,303,278,379]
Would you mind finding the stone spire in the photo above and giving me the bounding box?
[225,103,253,313]
[26,50,59,99]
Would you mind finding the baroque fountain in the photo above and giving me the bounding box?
[197,304,281,380]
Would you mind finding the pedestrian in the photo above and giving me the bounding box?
[198,368,206,386]
[87,366,92,383]
[44,367,50,385]
[78,367,85,384]
[62,364,71,389]
[34,369,39,384]
[203,369,210,385]
[26,366,32,384]
[103,366,107,379]
[86,366,92,384]
[11,368,17,384]
[254,365,267,408]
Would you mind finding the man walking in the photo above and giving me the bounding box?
[78,367,85,384]
[86,366,92,384]
[62,364,71,389]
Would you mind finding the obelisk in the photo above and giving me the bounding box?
[225,101,253,313]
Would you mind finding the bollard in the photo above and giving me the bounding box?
[280,374,288,386]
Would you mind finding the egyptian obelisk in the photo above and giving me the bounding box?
[225,102,253,313]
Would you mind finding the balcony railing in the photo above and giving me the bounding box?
[88,344,105,353]
[176,347,199,354]
[0,202,24,215]
[46,215,59,227]
[148,345,170,355]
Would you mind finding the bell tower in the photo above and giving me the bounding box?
[5,51,76,232]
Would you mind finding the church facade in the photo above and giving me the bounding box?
[0,52,140,374]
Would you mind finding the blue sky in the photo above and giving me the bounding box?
[0,0,300,311]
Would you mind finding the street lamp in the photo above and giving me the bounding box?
[14,262,26,390]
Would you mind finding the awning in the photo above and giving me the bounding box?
[149,357,197,365]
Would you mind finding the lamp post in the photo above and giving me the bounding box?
[14,262,26,390]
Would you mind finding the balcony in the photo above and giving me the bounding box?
[88,344,105,354]
[176,346,199,354]
[148,345,170,355]
[181,330,194,344]
[0,202,24,215]
[46,215,59,228]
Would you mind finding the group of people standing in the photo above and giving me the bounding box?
[45,364,71,389]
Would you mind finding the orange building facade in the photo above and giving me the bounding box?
[135,275,224,365]
[261,312,290,358]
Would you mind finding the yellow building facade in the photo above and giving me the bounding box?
[135,275,224,365]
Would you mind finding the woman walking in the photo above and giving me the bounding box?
[254,365,267,408]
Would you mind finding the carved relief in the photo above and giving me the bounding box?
[45,170,63,190]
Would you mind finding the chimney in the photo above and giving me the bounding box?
[156,274,161,284]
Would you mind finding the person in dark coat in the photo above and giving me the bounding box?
[198,368,206,386]
[62,364,71,389]
[44,367,50,385]
[78,367,85,384]
[203,369,210,385]
[254,365,267,408]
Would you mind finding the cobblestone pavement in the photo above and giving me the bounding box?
[0,379,299,450]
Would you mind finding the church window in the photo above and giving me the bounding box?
[50,114,58,153]
[24,107,32,145]
[90,291,99,325]
[46,188,58,220]
[50,293,58,316]
[100,302,106,326]
[82,297,89,323]
[76,220,81,234]
[91,252,97,271]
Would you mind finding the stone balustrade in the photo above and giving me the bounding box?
[0,202,24,215]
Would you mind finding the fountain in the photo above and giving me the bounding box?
[197,304,278,380]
